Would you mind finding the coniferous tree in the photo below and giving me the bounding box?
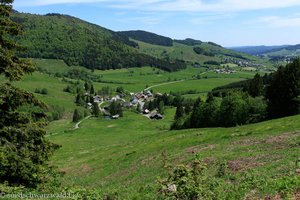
[90,84,95,95]
[84,81,89,92]
[174,105,184,120]
[92,102,100,117]
[248,73,263,97]
[72,108,81,122]
[266,59,300,118]
[158,101,165,114]
[0,0,59,187]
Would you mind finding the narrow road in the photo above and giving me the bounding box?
[145,79,185,90]
[144,71,209,91]
[74,115,91,130]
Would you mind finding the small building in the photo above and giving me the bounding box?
[93,95,101,103]
[123,102,132,108]
[146,90,153,97]
[131,99,139,105]
[150,111,163,120]
[111,114,119,119]
[143,109,150,114]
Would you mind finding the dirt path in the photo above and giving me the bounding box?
[74,115,92,130]
[145,79,185,90]
[144,71,209,91]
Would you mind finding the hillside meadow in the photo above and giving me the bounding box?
[47,109,300,199]
[2,59,299,199]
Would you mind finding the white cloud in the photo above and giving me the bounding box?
[260,15,300,28]
[15,0,300,12]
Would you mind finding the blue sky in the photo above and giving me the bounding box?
[14,0,300,46]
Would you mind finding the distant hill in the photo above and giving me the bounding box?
[12,11,270,71]
[229,45,290,55]
[131,35,269,69]
[12,13,185,72]
[230,44,300,63]
[119,30,173,47]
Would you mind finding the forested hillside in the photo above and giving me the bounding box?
[12,12,186,72]
[119,30,173,46]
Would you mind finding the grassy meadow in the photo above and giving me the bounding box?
[48,108,300,199]
[3,59,299,199]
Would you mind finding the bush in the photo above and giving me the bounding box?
[34,88,48,95]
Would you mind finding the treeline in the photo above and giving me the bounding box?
[193,47,215,57]
[173,58,300,129]
[174,38,203,46]
[172,92,267,129]
[119,30,173,47]
[210,73,271,98]
[143,93,194,115]
[12,13,186,72]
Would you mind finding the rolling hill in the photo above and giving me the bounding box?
[120,30,271,70]
[229,45,290,55]
[12,11,272,72]
[11,12,185,72]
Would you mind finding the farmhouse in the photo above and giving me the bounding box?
[93,95,102,103]
[111,114,119,119]
[150,111,163,120]
[143,109,150,114]
[123,102,132,108]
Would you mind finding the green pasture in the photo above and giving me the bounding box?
[48,109,300,199]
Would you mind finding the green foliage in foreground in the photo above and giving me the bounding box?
[0,0,59,188]
[41,109,300,199]
[158,156,300,200]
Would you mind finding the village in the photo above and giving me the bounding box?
[88,89,164,120]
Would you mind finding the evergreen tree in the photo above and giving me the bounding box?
[148,101,155,111]
[158,101,165,114]
[174,105,184,120]
[90,84,95,95]
[72,108,81,122]
[266,59,300,118]
[92,102,100,117]
[248,73,263,97]
[75,93,83,105]
[109,101,123,117]
[84,81,89,92]
[0,0,59,187]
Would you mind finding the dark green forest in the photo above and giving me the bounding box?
[119,30,173,46]
[12,12,186,72]
[174,38,203,46]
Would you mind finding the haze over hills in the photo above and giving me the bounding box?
[229,45,290,55]
[229,44,300,63]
